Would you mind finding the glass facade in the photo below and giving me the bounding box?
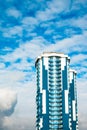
[35,52,78,130]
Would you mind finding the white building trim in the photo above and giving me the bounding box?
[40,59,42,93]
[72,100,76,121]
[61,57,66,70]
[39,118,43,129]
[42,90,46,114]
[43,57,48,70]
[65,90,69,114]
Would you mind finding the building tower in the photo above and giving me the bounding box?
[69,69,78,130]
[35,52,78,130]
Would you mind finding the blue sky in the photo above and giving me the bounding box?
[0,0,87,129]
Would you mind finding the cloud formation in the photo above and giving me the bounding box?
[0,89,17,129]
[0,0,87,129]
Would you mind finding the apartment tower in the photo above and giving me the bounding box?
[35,52,78,130]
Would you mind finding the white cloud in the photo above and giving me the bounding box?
[36,0,71,22]
[2,31,87,63]
[3,26,23,38]
[44,29,54,35]
[73,0,87,8]
[0,70,26,88]
[1,31,87,74]
[2,81,36,130]
[0,89,17,113]
[77,79,87,113]
[9,59,33,71]
[21,16,38,33]
[3,116,35,130]
[79,113,87,130]
[73,66,87,76]
[2,47,13,52]
[22,17,38,26]
[47,0,71,13]
[0,36,48,63]
[76,78,87,130]
[0,63,5,69]
[6,8,21,18]
[0,89,17,129]
[70,54,87,64]
[72,15,87,30]
[44,31,87,54]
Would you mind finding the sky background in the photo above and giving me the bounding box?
[0,0,87,130]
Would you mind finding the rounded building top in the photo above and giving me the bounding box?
[35,52,70,66]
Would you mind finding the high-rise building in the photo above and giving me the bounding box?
[35,52,78,130]
[69,69,78,130]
